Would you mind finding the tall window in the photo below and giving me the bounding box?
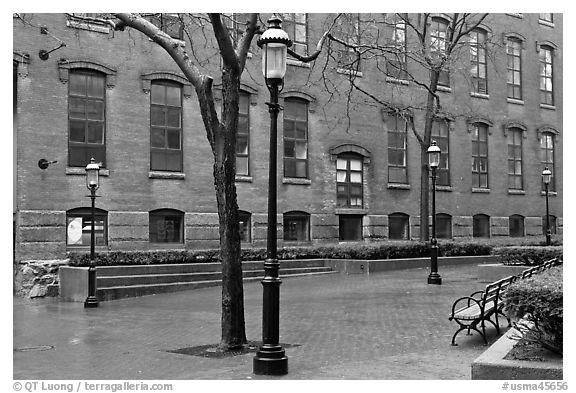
[540,133,555,191]
[147,14,183,40]
[387,17,408,79]
[339,215,363,241]
[149,209,184,243]
[432,119,450,186]
[436,213,452,239]
[389,213,409,240]
[539,46,554,105]
[471,123,489,189]
[387,113,408,183]
[68,70,106,167]
[430,18,450,87]
[283,211,310,241]
[336,154,363,208]
[507,128,523,190]
[539,14,553,23]
[280,13,307,57]
[236,91,250,176]
[473,214,490,238]
[506,38,523,100]
[470,29,488,94]
[150,81,183,172]
[238,211,251,243]
[336,13,361,71]
[223,13,243,44]
[509,214,525,237]
[66,208,108,247]
[283,98,308,178]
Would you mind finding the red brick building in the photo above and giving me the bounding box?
[13,13,562,262]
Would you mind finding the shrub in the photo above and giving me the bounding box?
[503,266,563,355]
[493,246,563,266]
[67,240,493,266]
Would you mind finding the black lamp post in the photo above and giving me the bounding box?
[84,157,100,308]
[253,15,291,376]
[427,141,442,285]
[542,167,552,246]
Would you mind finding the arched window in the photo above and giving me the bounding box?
[150,80,183,172]
[506,37,523,100]
[283,211,310,241]
[68,69,106,167]
[470,28,488,94]
[540,132,556,192]
[471,122,489,189]
[238,210,251,243]
[430,17,450,87]
[236,91,251,176]
[283,97,309,178]
[336,153,363,208]
[436,213,452,239]
[539,45,554,105]
[507,127,523,190]
[66,207,108,247]
[473,214,490,238]
[509,214,525,237]
[389,212,409,240]
[149,209,184,243]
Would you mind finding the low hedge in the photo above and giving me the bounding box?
[67,241,493,267]
[493,246,563,266]
[503,266,563,355]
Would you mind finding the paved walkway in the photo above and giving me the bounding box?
[13,264,505,380]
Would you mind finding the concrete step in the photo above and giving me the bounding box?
[96,269,338,301]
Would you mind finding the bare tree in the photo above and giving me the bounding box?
[322,13,489,241]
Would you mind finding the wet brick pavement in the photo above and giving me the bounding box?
[13,263,506,380]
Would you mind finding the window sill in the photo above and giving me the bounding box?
[148,171,186,180]
[235,175,253,183]
[335,208,368,215]
[539,20,554,28]
[385,77,409,85]
[435,185,452,192]
[472,187,490,193]
[437,85,451,93]
[287,58,311,68]
[506,13,523,19]
[388,183,411,190]
[541,190,558,197]
[66,19,111,34]
[508,189,525,195]
[507,98,524,105]
[540,103,556,111]
[283,178,311,185]
[66,167,110,176]
[470,92,490,100]
[337,68,363,78]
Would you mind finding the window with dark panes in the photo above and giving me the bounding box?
[473,214,490,238]
[540,133,555,191]
[430,18,450,87]
[149,209,184,243]
[283,98,308,178]
[283,211,310,241]
[436,213,452,239]
[470,29,488,94]
[387,113,408,184]
[336,13,361,71]
[387,18,408,80]
[509,214,525,237]
[506,38,523,100]
[280,13,307,57]
[507,128,523,190]
[150,81,183,172]
[66,208,108,247]
[471,123,489,189]
[236,91,250,176]
[539,46,554,105]
[238,211,251,242]
[432,119,450,186]
[68,70,106,167]
[389,213,409,240]
[339,215,363,241]
[542,215,557,235]
[148,14,183,40]
[336,154,363,208]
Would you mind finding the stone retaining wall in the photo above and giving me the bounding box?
[13,259,68,298]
